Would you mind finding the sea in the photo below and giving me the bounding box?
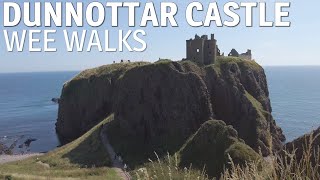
[0,67,319,154]
[0,71,78,154]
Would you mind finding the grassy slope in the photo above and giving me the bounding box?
[0,115,119,180]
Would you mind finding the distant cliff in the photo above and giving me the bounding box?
[56,57,285,156]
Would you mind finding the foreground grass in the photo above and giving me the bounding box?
[0,115,119,180]
[134,153,210,180]
[135,134,320,180]
[221,133,320,180]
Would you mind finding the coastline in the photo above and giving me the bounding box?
[0,153,43,164]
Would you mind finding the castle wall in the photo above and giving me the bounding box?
[186,34,218,65]
[186,39,205,64]
[204,40,217,64]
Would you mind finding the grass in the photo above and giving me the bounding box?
[245,90,273,153]
[215,56,261,70]
[134,153,210,180]
[61,61,149,98]
[134,133,320,180]
[0,115,119,180]
[3,58,317,179]
[72,61,149,81]
[221,133,320,180]
[107,118,261,178]
[178,120,261,177]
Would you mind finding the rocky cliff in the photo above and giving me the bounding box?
[284,126,320,163]
[56,57,285,156]
[56,62,149,142]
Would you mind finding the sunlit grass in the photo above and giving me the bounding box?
[135,152,210,180]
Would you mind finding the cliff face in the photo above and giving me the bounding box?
[112,62,214,152]
[203,58,285,155]
[56,58,284,156]
[56,62,149,142]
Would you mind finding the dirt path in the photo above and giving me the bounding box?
[0,153,43,164]
[100,125,131,180]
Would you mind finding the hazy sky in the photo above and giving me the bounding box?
[0,0,319,73]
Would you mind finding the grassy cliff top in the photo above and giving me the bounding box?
[72,61,150,81]
[66,57,261,84]
[215,56,261,69]
[211,56,262,75]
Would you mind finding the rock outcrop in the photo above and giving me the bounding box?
[179,120,260,177]
[56,62,149,142]
[284,126,320,163]
[204,58,285,155]
[112,61,214,153]
[56,57,285,156]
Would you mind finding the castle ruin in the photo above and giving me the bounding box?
[186,34,220,65]
[228,48,252,60]
[186,34,252,65]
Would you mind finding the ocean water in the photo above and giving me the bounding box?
[0,72,78,153]
[0,67,319,153]
[266,66,320,142]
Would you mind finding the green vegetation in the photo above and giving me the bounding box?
[221,134,320,180]
[62,62,149,97]
[2,58,319,179]
[155,59,172,64]
[179,60,204,75]
[107,118,262,178]
[0,116,119,180]
[245,90,273,152]
[181,59,206,68]
[135,153,210,180]
[73,61,149,81]
[135,135,320,180]
[215,56,261,71]
[179,120,260,177]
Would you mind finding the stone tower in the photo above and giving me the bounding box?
[186,34,218,65]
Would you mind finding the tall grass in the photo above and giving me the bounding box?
[135,133,320,180]
[222,132,320,180]
[135,152,210,180]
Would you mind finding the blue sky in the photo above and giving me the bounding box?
[0,0,319,73]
